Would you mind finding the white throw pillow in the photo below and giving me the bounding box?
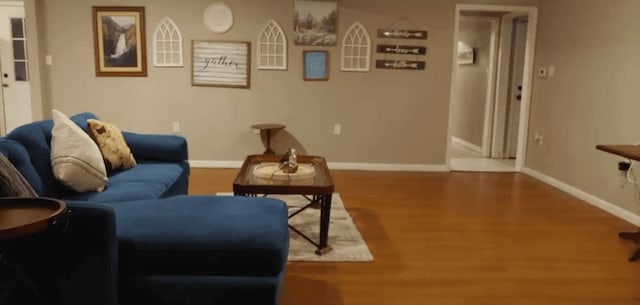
[51,110,108,192]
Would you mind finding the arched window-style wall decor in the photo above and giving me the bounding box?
[153,17,183,67]
[341,22,371,72]
[257,20,287,70]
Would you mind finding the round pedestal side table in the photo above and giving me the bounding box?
[0,197,68,304]
[251,123,285,155]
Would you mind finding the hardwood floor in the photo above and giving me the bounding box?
[189,168,640,305]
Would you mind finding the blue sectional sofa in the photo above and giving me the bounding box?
[0,113,289,305]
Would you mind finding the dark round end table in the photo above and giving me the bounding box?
[251,123,285,155]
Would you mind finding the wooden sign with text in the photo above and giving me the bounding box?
[375,60,425,70]
[376,44,426,55]
[377,29,428,40]
[192,40,251,89]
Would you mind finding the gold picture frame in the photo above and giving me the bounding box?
[92,6,147,77]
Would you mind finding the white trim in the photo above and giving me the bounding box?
[451,136,482,154]
[189,160,244,168]
[515,8,538,172]
[0,2,23,7]
[485,18,499,158]
[523,167,640,226]
[189,160,448,172]
[327,162,447,172]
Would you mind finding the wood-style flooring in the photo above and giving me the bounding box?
[189,168,640,305]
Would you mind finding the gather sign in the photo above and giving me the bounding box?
[192,40,250,89]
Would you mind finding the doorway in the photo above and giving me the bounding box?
[0,1,32,135]
[447,5,538,172]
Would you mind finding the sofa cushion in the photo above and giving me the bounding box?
[63,162,186,203]
[51,110,108,193]
[113,195,289,277]
[0,153,37,197]
[87,119,137,171]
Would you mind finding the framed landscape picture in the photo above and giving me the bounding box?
[294,1,337,46]
[92,6,147,77]
[303,50,329,81]
[192,40,251,89]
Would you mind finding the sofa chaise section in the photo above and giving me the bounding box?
[0,113,290,305]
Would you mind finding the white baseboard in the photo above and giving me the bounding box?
[189,160,244,168]
[327,162,448,172]
[189,160,448,172]
[523,167,640,226]
[451,136,482,154]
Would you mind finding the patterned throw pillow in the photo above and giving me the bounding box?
[0,153,38,197]
[86,119,137,171]
[51,110,108,193]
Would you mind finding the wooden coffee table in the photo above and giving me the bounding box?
[233,154,335,255]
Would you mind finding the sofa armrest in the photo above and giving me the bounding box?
[56,202,118,305]
[123,132,188,163]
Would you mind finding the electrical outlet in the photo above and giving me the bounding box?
[534,132,543,146]
[173,122,180,133]
[333,124,342,135]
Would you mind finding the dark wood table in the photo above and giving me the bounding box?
[0,197,67,304]
[251,124,285,155]
[596,145,640,261]
[233,154,335,255]
[0,197,67,240]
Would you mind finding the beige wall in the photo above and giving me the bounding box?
[450,19,493,147]
[27,0,537,164]
[528,0,640,214]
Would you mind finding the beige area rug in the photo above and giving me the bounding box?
[218,193,373,262]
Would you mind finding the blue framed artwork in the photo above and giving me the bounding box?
[303,50,329,81]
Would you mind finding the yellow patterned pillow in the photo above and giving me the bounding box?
[87,119,137,171]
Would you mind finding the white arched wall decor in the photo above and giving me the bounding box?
[153,17,184,67]
[257,20,287,70]
[341,22,371,72]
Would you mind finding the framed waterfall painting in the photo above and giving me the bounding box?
[92,6,147,77]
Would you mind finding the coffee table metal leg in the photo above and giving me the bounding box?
[315,194,333,255]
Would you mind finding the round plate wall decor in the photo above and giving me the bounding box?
[204,2,234,33]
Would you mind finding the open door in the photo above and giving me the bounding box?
[447,5,538,172]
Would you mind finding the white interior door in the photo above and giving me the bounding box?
[0,3,31,135]
[505,18,528,158]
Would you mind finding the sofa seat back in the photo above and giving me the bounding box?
[5,112,98,197]
[0,138,45,194]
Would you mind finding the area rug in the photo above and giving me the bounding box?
[218,193,373,262]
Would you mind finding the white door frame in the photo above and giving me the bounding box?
[446,4,538,172]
